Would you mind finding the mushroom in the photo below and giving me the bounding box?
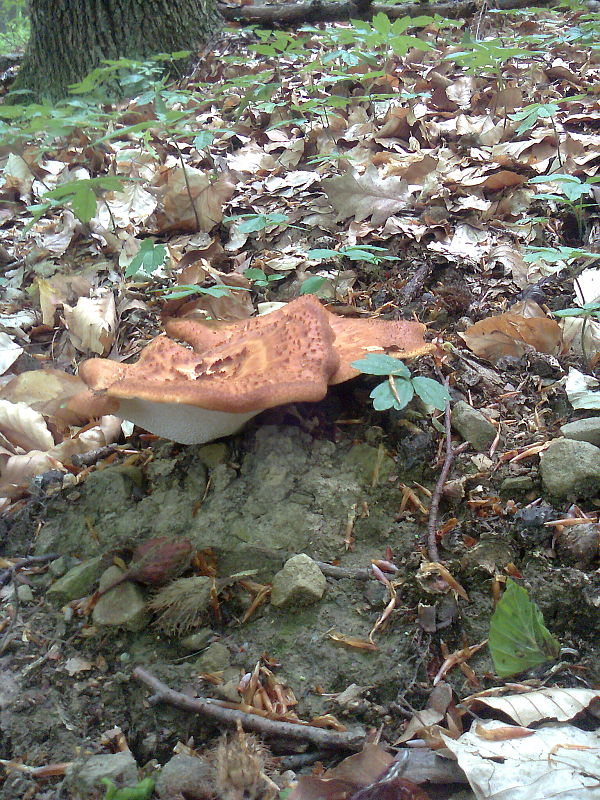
[79,296,433,445]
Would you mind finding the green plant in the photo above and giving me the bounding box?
[351,354,450,412]
[158,284,246,301]
[26,176,124,229]
[0,0,29,54]
[447,35,533,89]
[225,212,290,234]
[523,244,598,267]
[125,239,168,279]
[488,579,560,677]
[101,776,154,800]
[529,173,594,237]
[307,244,394,265]
[244,267,286,289]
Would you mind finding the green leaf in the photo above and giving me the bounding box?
[411,376,450,410]
[488,579,561,677]
[370,377,413,411]
[244,268,268,282]
[71,185,97,223]
[307,248,339,261]
[299,276,327,295]
[351,354,411,377]
[125,239,167,278]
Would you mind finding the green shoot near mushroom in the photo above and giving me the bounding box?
[351,354,450,412]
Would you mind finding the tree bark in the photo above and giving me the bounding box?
[13,0,222,101]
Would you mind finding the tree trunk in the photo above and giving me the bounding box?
[13,0,222,101]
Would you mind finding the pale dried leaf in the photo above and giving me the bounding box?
[0,332,23,375]
[322,165,413,225]
[62,290,116,355]
[0,399,55,452]
[464,688,600,727]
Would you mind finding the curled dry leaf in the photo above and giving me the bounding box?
[62,289,117,355]
[0,399,55,452]
[461,302,563,363]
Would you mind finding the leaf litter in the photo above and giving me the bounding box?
[1,4,600,800]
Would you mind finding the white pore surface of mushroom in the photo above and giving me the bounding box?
[79,295,433,445]
[117,399,257,446]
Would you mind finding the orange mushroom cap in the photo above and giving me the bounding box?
[79,296,433,444]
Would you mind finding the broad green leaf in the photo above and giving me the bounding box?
[488,579,560,677]
[307,248,339,261]
[351,354,410,377]
[300,276,327,295]
[411,376,450,410]
[71,185,97,223]
[125,239,167,278]
[244,268,268,282]
[370,377,413,410]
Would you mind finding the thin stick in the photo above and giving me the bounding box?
[132,667,364,751]
[426,385,467,562]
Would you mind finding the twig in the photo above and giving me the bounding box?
[132,667,365,751]
[426,383,467,562]
[0,553,59,588]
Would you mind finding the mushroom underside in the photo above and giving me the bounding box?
[116,398,260,445]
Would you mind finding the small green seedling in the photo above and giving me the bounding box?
[307,244,394,266]
[101,776,155,800]
[488,579,560,677]
[529,173,593,237]
[351,354,450,412]
[26,175,124,228]
[225,212,290,234]
[158,284,248,300]
[554,300,600,322]
[244,268,286,289]
[125,239,167,279]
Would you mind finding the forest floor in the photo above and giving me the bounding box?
[0,4,599,800]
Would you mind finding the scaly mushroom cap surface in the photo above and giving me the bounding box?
[79,296,338,414]
[164,294,434,385]
[79,296,433,444]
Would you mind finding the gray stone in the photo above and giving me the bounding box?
[540,438,600,499]
[560,418,600,447]
[451,401,497,451]
[271,554,327,608]
[500,475,535,493]
[179,628,213,652]
[197,442,229,467]
[156,753,214,799]
[196,641,230,672]
[16,585,34,602]
[62,751,138,799]
[92,566,150,631]
[47,556,104,603]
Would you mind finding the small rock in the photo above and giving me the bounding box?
[271,554,327,608]
[179,628,213,652]
[62,751,138,799]
[500,475,535,493]
[451,401,497,451]
[540,438,600,499]
[555,524,600,568]
[196,641,230,672]
[156,753,214,799]
[47,556,104,603]
[16,585,34,602]
[560,418,600,447]
[92,566,150,631]
[197,442,229,467]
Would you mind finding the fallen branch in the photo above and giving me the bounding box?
[132,667,365,751]
[219,0,551,25]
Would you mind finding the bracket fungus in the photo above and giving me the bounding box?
[79,295,434,445]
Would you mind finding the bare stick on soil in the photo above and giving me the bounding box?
[133,667,365,751]
[426,385,467,562]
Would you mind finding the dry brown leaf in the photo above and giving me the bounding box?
[461,304,563,363]
[322,165,413,225]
